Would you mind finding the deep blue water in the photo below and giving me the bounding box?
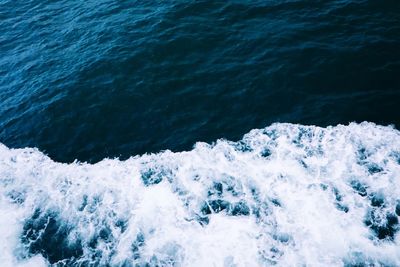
[2,2,400,266]
[1,0,400,163]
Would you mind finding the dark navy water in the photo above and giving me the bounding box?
[1,0,400,163]
[2,2,400,266]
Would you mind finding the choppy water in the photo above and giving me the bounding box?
[1,123,400,266]
[1,0,400,266]
[1,0,399,162]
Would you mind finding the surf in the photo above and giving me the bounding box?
[1,122,400,266]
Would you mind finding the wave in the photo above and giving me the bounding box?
[1,122,400,266]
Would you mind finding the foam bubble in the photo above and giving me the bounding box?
[1,122,400,266]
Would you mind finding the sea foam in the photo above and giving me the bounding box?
[1,122,400,266]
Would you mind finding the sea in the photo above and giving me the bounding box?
[1,0,400,266]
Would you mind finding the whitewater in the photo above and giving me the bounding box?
[1,122,400,267]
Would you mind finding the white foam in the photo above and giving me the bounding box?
[1,122,400,266]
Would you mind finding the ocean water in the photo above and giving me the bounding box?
[2,123,400,266]
[1,0,400,266]
[1,0,399,163]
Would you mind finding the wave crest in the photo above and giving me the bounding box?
[1,122,400,266]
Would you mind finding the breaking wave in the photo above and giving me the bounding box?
[1,122,400,266]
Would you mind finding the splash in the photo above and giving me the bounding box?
[1,122,400,266]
